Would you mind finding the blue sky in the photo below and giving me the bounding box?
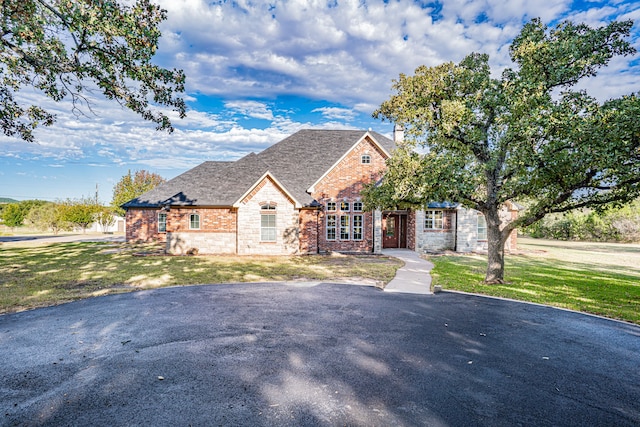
[1,0,639,204]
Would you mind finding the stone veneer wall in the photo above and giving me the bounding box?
[455,208,477,252]
[167,232,236,254]
[311,137,388,253]
[373,210,382,254]
[237,177,299,255]
[414,209,457,252]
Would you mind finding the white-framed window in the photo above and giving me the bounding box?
[158,212,167,232]
[261,214,276,242]
[361,154,371,164]
[326,214,337,240]
[477,214,487,241]
[340,201,350,212]
[326,202,336,211]
[189,213,200,230]
[353,201,363,212]
[424,210,444,230]
[260,203,277,242]
[340,215,350,240]
[353,215,363,240]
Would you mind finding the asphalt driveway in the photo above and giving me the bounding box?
[1,284,638,426]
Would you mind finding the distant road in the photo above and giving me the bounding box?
[0,233,125,244]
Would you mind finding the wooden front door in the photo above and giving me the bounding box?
[383,215,398,248]
[383,214,407,249]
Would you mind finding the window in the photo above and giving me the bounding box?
[326,214,337,240]
[361,154,371,164]
[340,201,350,211]
[340,215,350,240]
[158,212,167,232]
[353,201,363,212]
[386,216,395,237]
[477,214,487,240]
[189,213,200,230]
[261,214,276,242]
[353,215,363,240]
[326,202,336,211]
[260,203,277,242]
[424,210,444,230]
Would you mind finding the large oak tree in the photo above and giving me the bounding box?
[364,18,640,283]
[0,0,186,142]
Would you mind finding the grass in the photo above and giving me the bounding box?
[0,241,402,314]
[430,237,640,325]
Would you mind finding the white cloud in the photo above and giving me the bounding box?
[1,0,637,202]
[312,107,357,121]
[224,101,275,120]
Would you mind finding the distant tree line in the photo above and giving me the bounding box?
[0,169,166,234]
[0,199,115,234]
[524,199,640,243]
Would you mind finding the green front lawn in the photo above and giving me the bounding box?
[0,242,402,314]
[430,240,640,324]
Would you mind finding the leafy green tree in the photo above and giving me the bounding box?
[1,203,25,228]
[364,18,640,283]
[0,0,186,142]
[63,198,101,233]
[111,169,165,215]
[95,207,115,233]
[26,202,70,234]
[0,199,46,229]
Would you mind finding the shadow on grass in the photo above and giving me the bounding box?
[431,254,640,325]
[0,242,401,313]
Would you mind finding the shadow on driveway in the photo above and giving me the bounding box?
[1,284,639,426]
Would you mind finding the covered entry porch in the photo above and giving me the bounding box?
[382,210,410,249]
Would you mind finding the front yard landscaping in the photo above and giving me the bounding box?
[430,237,640,324]
[0,241,402,314]
[2,237,639,325]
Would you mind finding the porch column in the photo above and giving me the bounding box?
[373,209,382,253]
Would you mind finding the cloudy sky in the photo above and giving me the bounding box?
[1,0,639,204]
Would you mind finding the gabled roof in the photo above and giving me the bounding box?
[123,129,395,209]
[255,130,394,205]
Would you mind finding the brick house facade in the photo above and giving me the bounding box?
[123,129,519,255]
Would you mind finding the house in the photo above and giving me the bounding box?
[123,129,517,255]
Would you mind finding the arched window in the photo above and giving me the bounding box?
[261,203,276,242]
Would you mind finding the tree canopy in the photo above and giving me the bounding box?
[364,18,640,283]
[0,0,186,142]
[111,169,165,215]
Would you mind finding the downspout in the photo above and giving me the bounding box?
[453,210,458,252]
[316,208,320,254]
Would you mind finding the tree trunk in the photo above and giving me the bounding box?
[484,207,509,283]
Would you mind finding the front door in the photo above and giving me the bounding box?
[383,215,399,248]
[383,213,408,249]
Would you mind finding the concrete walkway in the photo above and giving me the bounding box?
[382,249,434,295]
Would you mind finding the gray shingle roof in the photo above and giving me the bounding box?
[123,129,394,209]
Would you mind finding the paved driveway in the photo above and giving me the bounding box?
[1,284,638,426]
